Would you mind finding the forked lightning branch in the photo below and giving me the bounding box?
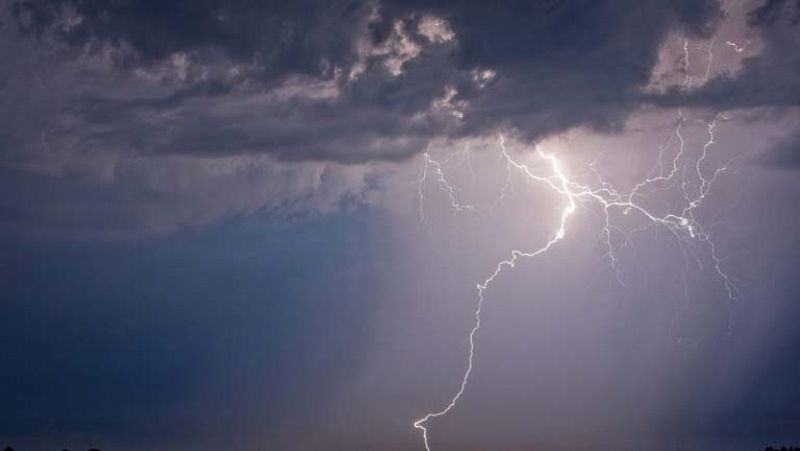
[412,120,741,450]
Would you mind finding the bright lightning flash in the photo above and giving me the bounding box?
[413,122,741,450]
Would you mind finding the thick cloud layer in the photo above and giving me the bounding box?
[5,0,723,165]
[651,0,800,108]
[0,0,797,234]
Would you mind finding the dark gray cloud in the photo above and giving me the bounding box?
[383,0,722,137]
[0,0,738,234]
[5,0,724,166]
[1,0,798,237]
[649,0,800,108]
[5,0,463,165]
[11,0,364,77]
[762,128,800,167]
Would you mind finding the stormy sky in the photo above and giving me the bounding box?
[1,0,799,450]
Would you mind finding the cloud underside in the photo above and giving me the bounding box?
[1,0,799,233]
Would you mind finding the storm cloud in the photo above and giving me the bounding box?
[4,0,727,166]
[3,0,775,234]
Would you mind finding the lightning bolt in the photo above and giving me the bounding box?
[683,39,692,87]
[703,37,717,82]
[412,17,753,446]
[413,123,741,449]
[419,150,478,218]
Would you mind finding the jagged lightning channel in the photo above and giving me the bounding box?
[413,11,747,448]
[413,125,740,450]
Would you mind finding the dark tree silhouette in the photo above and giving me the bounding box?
[4,446,13,451]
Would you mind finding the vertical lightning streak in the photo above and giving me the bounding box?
[417,152,432,232]
[703,37,716,82]
[683,39,691,87]
[413,136,576,451]
[419,151,477,217]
